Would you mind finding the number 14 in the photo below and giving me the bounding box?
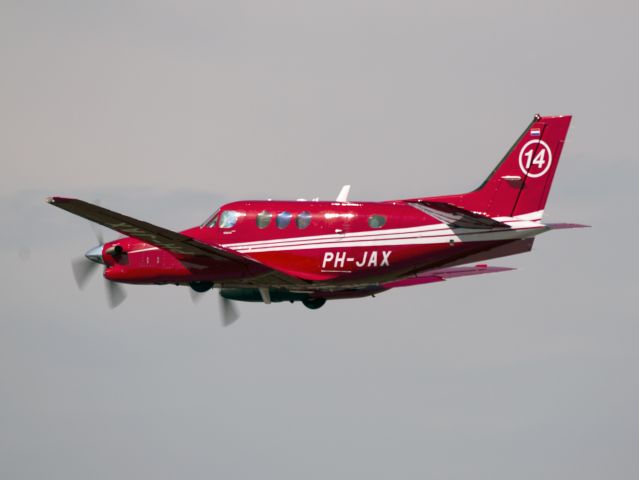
[523,148,546,170]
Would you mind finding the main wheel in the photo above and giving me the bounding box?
[302,297,326,310]
[190,281,213,293]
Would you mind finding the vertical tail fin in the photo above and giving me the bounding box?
[418,114,572,218]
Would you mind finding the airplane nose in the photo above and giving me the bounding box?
[85,245,104,264]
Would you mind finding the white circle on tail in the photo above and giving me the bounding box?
[518,140,553,178]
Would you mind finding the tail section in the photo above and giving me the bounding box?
[416,114,572,218]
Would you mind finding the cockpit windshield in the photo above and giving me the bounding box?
[201,208,220,228]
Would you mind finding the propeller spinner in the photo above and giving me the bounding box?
[71,228,127,309]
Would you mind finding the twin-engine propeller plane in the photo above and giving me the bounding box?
[48,114,586,325]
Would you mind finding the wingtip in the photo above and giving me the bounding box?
[46,196,75,205]
[536,113,573,120]
[545,222,591,230]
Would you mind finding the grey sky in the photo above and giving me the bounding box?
[1,1,637,479]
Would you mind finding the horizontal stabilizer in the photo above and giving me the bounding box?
[410,201,511,229]
[544,222,591,230]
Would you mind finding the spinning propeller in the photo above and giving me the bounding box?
[71,220,236,322]
[71,224,127,309]
[190,282,239,327]
[219,295,240,327]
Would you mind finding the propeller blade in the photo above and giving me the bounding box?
[106,281,127,309]
[71,257,99,289]
[91,223,104,245]
[190,288,205,304]
[220,296,239,327]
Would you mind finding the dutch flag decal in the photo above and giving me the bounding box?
[530,128,541,137]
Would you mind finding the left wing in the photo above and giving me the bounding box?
[47,196,306,285]
[382,264,514,289]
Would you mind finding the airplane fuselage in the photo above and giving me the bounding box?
[102,200,545,289]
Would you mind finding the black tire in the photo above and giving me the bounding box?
[190,281,213,293]
[302,297,326,310]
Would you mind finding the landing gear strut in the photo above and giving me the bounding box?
[302,297,326,310]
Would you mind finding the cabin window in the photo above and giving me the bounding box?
[202,209,220,228]
[276,211,292,229]
[219,210,241,229]
[368,214,386,229]
[256,211,272,229]
[296,211,312,229]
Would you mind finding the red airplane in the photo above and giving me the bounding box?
[48,114,586,324]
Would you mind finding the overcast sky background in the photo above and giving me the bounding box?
[1,1,637,479]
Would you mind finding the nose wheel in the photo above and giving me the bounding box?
[302,297,326,310]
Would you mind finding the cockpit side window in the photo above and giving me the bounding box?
[219,210,242,229]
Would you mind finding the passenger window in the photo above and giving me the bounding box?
[276,211,292,229]
[368,214,386,229]
[296,211,312,229]
[219,210,241,228]
[256,211,272,229]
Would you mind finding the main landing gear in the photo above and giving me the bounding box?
[190,281,214,293]
[196,283,327,310]
[302,297,326,310]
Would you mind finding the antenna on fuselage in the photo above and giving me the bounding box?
[336,185,351,203]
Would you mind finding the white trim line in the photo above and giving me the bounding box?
[224,215,544,250]
[232,226,545,254]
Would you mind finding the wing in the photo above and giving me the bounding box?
[47,196,306,285]
[382,264,515,289]
[409,200,511,229]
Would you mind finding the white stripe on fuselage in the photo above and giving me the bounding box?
[125,211,545,256]
[228,226,544,253]
[222,211,545,253]
[225,215,544,249]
